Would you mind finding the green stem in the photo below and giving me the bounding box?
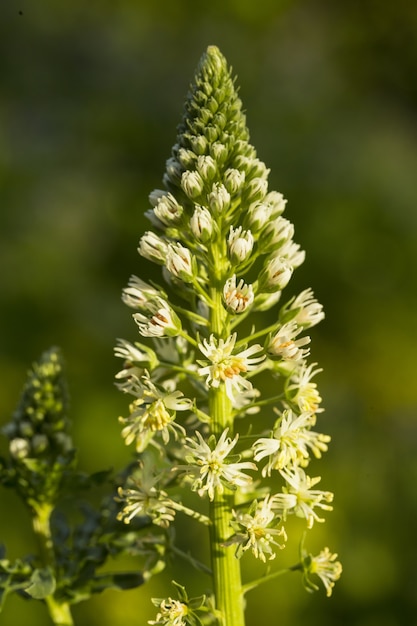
[242,563,301,595]
[32,503,74,626]
[208,285,246,626]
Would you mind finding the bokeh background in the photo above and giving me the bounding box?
[1,1,417,625]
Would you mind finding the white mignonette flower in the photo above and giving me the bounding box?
[274,467,334,528]
[258,256,293,292]
[118,372,191,452]
[153,192,184,225]
[266,321,310,361]
[245,200,273,231]
[263,216,294,250]
[285,362,323,414]
[279,239,305,268]
[133,297,182,337]
[198,333,265,405]
[288,288,325,328]
[181,429,256,501]
[302,547,343,597]
[230,496,287,562]
[265,190,287,217]
[122,275,161,309]
[196,154,217,180]
[148,598,188,626]
[181,170,204,198]
[253,409,330,476]
[166,242,195,282]
[116,463,176,527]
[244,176,268,203]
[224,168,246,194]
[139,231,170,264]
[190,205,213,242]
[223,275,254,314]
[228,226,254,264]
[208,182,231,214]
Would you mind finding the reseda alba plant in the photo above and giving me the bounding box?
[116,46,342,626]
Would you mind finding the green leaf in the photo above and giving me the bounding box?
[25,567,56,599]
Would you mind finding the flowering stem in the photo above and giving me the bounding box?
[32,503,74,626]
[208,287,245,626]
[242,564,300,595]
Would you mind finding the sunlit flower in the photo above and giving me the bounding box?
[152,191,184,226]
[265,321,310,361]
[149,598,188,626]
[229,496,287,562]
[118,372,191,452]
[198,333,265,404]
[208,182,231,213]
[223,275,254,314]
[181,170,204,198]
[122,275,161,309]
[116,461,176,527]
[180,429,256,500]
[133,297,182,337]
[190,205,213,242]
[166,243,195,282]
[285,362,323,414]
[279,239,305,268]
[253,409,330,475]
[139,231,170,264]
[283,288,325,328]
[273,467,334,528]
[258,256,293,292]
[301,547,343,597]
[228,226,254,264]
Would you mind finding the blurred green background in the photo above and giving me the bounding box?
[1,0,417,624]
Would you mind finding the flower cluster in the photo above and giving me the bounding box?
[116,45,341,623]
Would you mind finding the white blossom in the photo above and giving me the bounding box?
[139,231,170,264]
[228,226,254,263]
[180,429,256,500]
[133,297,182,337]
[223,275,254,314]
[258,256,293,292]
[302,547,343,597]
[166,243,195,282]
[122,275,161,309]
[198,333,264,405]
[266,321,310,361]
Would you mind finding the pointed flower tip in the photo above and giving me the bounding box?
[198,44,227,75]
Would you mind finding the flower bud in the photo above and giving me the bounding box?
[208,183,231,214]
[224,168,245,195]
[166,243,195,282]
[228,226,254,264]
[196,155,217,181]
[181,170,205,198]
[190,205,213,242]
[258,256,293,292]
[139,231,169,264]
[242,177,268,203]
[153,192,183,226]
[263,217,294,252]
[223,275,254,313]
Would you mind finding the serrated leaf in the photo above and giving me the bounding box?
[25,567,56,599]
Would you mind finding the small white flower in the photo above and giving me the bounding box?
[180,429,256,500]
[181,170,204,198]
[116,462,176,527]
[258,256,293,292]
[288,288,325,328]
[166,243,195,282]
[153,192,183,225]
[266,321,310,361]
[279,239,305,268]
[228,226,254,264]
[285,362,323,413]
[253,409,330,475]
[190,205,213,242]
[139,231,169,264]
[302,547,343,597]
[196,154,217,180]
[208,182,231,213]
[224,168,245,194]
[265,190,287,217]
[118,372,191,452]
[274,467,334,528]
[229,496,287,562]
[245,200,273,231]
[198,333,265,405]
[243,176,268,203]
[263,216,294,250]
[149,598,188,626]
[133,297,182,338]
[223,275,254,314]
[122,275,161,309]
